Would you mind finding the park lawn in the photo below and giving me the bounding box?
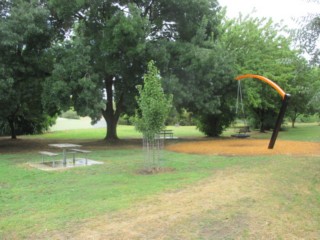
[28,125,205,140]
[0,123,319,239]
[1,149,257,239]
[223,122,320,142]
[29,123,320,141]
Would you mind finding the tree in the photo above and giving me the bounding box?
[154,9,237,137]
[295,0,320,121]
[44,0,223,141]
[44,3,148,140]
[220,15,299,132]
[0,0,55,139]
[135,61,172,169]
[162,40,236,136]
[307,67,320,119]
[286,58,317,127]
[296,0,320,64]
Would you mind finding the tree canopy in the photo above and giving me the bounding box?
[1,0,318,140]
[220,15,302,131]
[43,0,223,140]
[0,0,55,138]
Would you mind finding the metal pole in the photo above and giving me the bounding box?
[268,94,291,149]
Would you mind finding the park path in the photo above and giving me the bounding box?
[46,157,319,240]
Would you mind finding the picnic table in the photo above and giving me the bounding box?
[48,143,82,165]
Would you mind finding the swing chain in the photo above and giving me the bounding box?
[236,81,248,127]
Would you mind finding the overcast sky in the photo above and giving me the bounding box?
[218,0,319,28]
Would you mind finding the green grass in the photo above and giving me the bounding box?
[279,123,320,142]
[1,149,255,238]
[28,125,204,140]
[1,123,319,238]
[223,122,320,142]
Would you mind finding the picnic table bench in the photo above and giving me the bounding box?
[70,149,91,165]
[158,129,174,139]
[39,151,60,166]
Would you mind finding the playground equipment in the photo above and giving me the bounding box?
[232,80,250,138]
[235,74,290,149]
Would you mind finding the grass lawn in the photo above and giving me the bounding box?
[30,125,204,140]
[0,123,319,239]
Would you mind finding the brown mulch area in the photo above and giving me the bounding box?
[166,138,320,156]
[0,137,142,154]
[1,137,319,157]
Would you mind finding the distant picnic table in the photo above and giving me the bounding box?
[158,129,174,139]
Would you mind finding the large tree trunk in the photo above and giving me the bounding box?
[105,116,118,141]
[102,76,124,141]
[8,118,17,139]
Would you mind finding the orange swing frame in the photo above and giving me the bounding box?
[235,74,290,149]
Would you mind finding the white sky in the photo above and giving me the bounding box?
[218,0,319,28]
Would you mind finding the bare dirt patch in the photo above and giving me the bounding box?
[0,137,142,154]
[166,139,320,156]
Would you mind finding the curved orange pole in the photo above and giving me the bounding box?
[235,74,286,99]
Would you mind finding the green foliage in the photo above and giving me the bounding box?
[306,67,320,117]
[44,0,223,141]
[161,39,236,136]
[196,100,235,136]
[44,2,149,140]
[60,109,80,120]
[118,114,133,125]
[147,4,238,137]
[221,15,300,131]
[0,0,56,138]
[0,115,56,136]
[286,59,319,127]
[135,61,172,140]
[42,40,104,121]
[167,108,195,126]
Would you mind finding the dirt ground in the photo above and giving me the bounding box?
[2,137,319,156]
[0,137,142,154]
[166,138,320,156]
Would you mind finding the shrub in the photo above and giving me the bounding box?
[196,113,232,137]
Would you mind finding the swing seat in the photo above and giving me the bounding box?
[231,133,250,138]
[231,126,250,138]
[239,126,250,133]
